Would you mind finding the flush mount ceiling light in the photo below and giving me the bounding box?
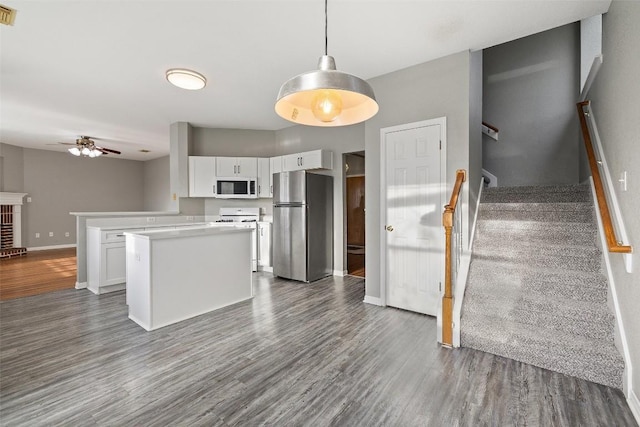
[166,68,207,90]
[275,0,378,127]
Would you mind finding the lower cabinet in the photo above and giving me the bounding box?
[258,222,272,270]
[87,227,143,294]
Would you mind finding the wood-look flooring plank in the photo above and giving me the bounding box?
[0,248,76,300]
[0,273,637,426]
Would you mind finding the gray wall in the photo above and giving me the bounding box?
[14,147,145,248]
[483,23,581,187]
[0,143,25,192]
[589,0,640,399]
[345,153,365,176]
[143,155,171,211]
[192,128,276,157]
[364,51,477,300]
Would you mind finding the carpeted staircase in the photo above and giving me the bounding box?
[460,184,624,389]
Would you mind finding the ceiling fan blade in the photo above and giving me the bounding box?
[47,142,76,146]
[96,148,110,155]
[98,147,121,155]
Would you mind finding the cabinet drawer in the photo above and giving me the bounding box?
[101,229,144,243]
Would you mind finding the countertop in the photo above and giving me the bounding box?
[70,211,179,217]
[124,226,252,241]
[88,222,209,231]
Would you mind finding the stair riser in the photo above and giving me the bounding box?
[477,220,597,234]
[473,252,602,273]
[481,192,591,203]
[478,210,594,223]
[475,230,597,247]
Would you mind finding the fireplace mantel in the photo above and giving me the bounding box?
[0,192,28,205]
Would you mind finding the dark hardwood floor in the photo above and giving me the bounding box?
[0,273,636,426]
[0,248,76,301]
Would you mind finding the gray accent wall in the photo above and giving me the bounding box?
[6,146,145,248]
[589,0,640,399]
[192,128,276,157]
[483,23,581,187]
[364,51,478,300]
[143,155,171,211]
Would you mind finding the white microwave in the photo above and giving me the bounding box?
[215,177,258,199]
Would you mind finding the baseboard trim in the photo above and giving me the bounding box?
[363,295,382,306]
[258,266,273,273]
[590,177,633,396]
[75,281,87,290]
[27,244,77,251]
[629,389,640,425]
[333,269,347,277]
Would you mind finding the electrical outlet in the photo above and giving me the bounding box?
[65,232,70,237]
[186,216,194,221]
[27,197,32,203]
[49,232,54,237]
[147,217,156,223]
[35,232,40,238]
[619,171,628,192]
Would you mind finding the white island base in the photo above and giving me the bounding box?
[125,227,253,331]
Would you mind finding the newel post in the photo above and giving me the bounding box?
[442,206,454,347]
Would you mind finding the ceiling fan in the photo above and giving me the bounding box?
[65,136,121,157]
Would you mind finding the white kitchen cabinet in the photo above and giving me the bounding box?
[269,156,283,196]
[189,156,216,197]
[87,227,143,294]
[258,221,272,270]
[257,158,271,198]
[282,149,333,172]
[216,157,258,177]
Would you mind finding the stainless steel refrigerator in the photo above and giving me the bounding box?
[273,171,333,282]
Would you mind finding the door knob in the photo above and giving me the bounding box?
[386,225,394,232]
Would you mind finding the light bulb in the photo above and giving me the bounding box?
[68,147,81,156]
[93,150,102,157]
[81,147,91,156]
[312,90,343,122]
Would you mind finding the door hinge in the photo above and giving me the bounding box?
[439,140,442,150]
[439,282,442,292]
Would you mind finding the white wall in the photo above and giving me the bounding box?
[589,0,640,408]
[364,51,475,300]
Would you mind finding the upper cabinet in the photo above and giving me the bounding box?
[269,156,283,197]
[281,149,333,172]
[257,158,271,198]
[216,157,258,177]
[188,150,333,199]
[188,156,216,197]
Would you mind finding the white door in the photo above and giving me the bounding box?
[383,121,444,316]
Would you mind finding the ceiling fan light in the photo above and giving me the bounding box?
[81,146,91,156]
[68,147,81,156]
[166,68,207,90]
[93,149,102,157]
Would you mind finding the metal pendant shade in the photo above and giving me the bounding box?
[275,1,378,127]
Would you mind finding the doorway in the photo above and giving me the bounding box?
[344,152,365,277]
[380,118,446,316]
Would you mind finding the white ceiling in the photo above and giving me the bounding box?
[1,1,610,161]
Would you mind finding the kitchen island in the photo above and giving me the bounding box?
[124,226,253,331]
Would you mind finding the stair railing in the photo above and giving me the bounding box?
[442,169,466,348]
[577,101,632,255]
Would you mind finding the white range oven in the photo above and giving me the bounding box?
[210,207,259,271]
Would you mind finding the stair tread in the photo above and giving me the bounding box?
[460,184,622,389]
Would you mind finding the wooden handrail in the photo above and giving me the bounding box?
[577,101,632,254]
[442,169,466,348]
[482,121,499,133]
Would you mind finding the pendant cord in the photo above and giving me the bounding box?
[324,0,328,55]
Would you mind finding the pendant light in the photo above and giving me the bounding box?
[275,0,378,127]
